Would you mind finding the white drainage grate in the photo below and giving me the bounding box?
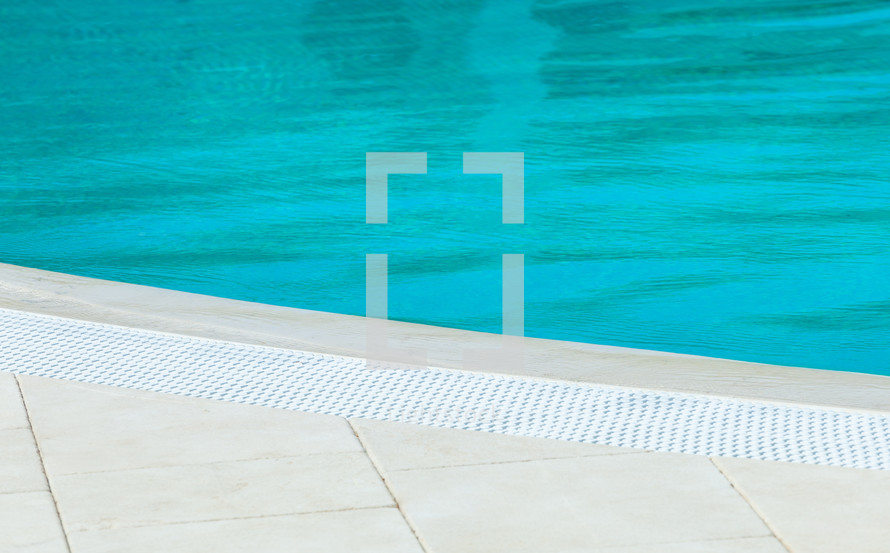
[1,307,888,470]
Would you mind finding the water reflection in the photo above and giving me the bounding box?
[0,0,888,374]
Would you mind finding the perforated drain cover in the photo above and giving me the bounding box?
[1,307,887,470]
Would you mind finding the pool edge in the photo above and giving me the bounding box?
[1,261,888,414]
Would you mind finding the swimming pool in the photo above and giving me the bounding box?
[1,0,888,375]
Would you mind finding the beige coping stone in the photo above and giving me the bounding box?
[713,457,890,553]
[0,427,47,494]
[0,371,29,430]
[382,452,772,552]
[18,374,363,475]
[593,536,788,552]
[0,491,68,553]
[351,417,636,471]
[52,452,395,533]
[2,262,889,413]
[67,507,423,553]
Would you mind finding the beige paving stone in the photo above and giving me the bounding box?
[53,452,394,532]
[351,417,636,471]
[0,428,47,494]
[0,371,28,429]
[384,452,771,552]
[714,457,890,553]
[19,375,362,474]
[0,491,68,553]
[596,536,788,552]
[68,507,423,553]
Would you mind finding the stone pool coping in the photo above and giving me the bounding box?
[1,262,888,414]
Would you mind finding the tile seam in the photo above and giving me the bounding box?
[593,533,781,551]
[46,448,371,478]
[63,503,400,534]
[15,374,73,553]
[709,457,795,553]
[387,449,652,473]
[348,418,431,553]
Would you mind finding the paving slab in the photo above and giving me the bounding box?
[714,457,890,553]
[67,507,423,553]
[52,452,395,532]
[383,452,772,552]
[0,491,68,553]
[351,417,636,471]
[18,375,363,474]
[0,427,47,494]
[0,371,28,429]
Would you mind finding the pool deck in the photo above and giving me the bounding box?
[2,263,889,552]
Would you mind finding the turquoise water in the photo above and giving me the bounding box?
[1,0,889,375]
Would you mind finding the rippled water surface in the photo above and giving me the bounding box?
[1,0,889,374]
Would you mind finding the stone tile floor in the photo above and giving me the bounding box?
[1,371,888,553]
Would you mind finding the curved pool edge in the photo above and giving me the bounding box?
[1,262,888,415]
